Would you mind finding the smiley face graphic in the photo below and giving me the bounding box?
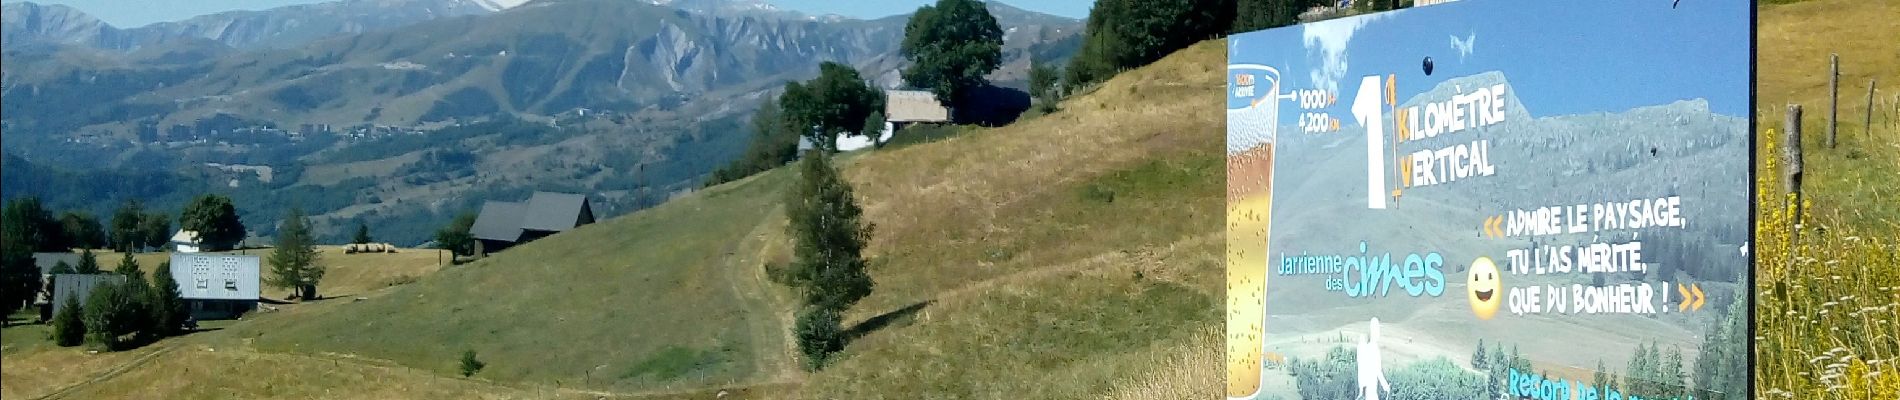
[1467,256,1501,320]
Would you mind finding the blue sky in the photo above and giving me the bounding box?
[32,0,1092,28]
[1229,0,1751,119]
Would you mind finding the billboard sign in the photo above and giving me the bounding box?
[1226,2,1752,399]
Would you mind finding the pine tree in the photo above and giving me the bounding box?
[1661,345,1686,400]
[1592,359,1611,396]
[786,152,874,311]
[1626,342,1653,397]
[266,208,325,300]
[76,249,101,274]
[794,306,844,370]
[148,262,187,336]
[352,222,372,244]
[783,151,875,368]
[1472,338,1487,369]
[115,252,140,277]
[52,294,86,346]
[81,280,148,351]
[459,349,486,377]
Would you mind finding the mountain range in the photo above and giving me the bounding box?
[0,0,1083,244]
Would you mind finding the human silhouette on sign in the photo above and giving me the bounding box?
[1357,318,1392,400]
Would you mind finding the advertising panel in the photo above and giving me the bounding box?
[1226,2,1752,399]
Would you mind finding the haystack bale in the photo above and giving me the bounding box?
[344,243,359,254]
[383,243,398,253]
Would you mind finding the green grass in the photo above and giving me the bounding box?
[221,168,799,392]
[619,344,734,381]
[1,313,54,355]
[3,39,1231,399]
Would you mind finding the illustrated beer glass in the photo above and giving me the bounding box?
[1225,64,1280,399]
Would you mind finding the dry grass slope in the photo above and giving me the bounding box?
[797,40,1226,398]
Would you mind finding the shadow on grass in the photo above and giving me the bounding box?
[843,300,932,345]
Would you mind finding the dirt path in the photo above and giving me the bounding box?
[719,204,804,384]
[34,343,179,400]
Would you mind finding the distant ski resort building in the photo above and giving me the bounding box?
[470,191,596,257]
[170,253,261,320]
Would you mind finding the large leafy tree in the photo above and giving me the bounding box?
[777,65,883,155]
[110,200,146,252]
[4,196,64,252]
[900,0,1003,112]
[434,212,477,257]
[1064,0,1234,90]
[0,207,41,322]
[266,208,324,300]
[1233,0,1322,33]
[180,194,245,251]
[58,211,106,250]
[1028,61,1061,112]
[139,212,171,252]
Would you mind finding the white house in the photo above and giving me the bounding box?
[796,90,951,153]
[170,230,203,253]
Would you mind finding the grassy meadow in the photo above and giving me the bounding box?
[1754,0,1900,398]
[2,37,1230,399]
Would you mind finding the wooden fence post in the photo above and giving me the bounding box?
[1785,104,1804,269]
[1828,53,1839,149]
[1867,79,1877,141]
[1785,104,1804,198]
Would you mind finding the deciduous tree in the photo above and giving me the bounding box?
[110,200,146,252]
[900,0,1003,111]
[434,212,477,257]
[180,194,245,251]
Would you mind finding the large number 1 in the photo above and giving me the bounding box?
[1352,75,1386,210]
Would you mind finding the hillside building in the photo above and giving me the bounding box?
[171,230,203,253]
[169,253,261,320]
[48,274,127,318]
[797,90,951,152]
[470,191,596,257]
